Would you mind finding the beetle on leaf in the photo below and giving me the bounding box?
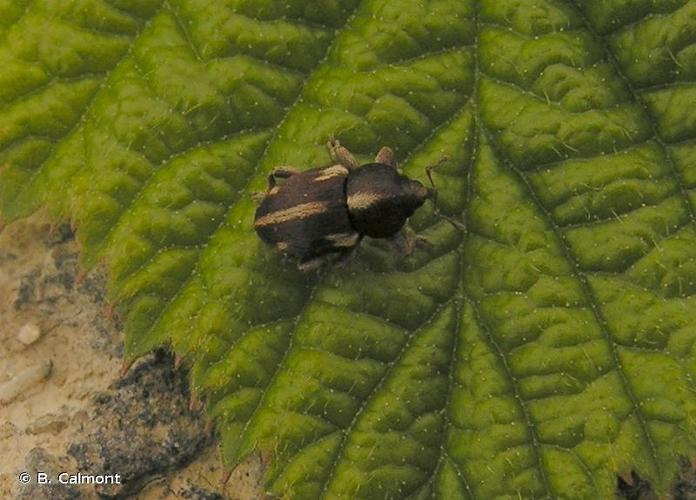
[253,140,456,271]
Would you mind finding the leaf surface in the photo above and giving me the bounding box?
[2,0,696,498]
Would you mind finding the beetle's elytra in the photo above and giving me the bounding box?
[253,140,434,271]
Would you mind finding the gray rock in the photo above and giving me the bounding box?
[68,351,211,497]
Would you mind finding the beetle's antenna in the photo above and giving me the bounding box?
[425,156,466,231]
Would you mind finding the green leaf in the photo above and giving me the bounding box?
[2,0,696,498]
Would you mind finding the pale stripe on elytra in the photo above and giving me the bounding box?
[314,165,348,181]
[254,201,330,227]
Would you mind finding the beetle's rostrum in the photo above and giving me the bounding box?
[253,140,436,271]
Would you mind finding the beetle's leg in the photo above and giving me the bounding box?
[374,146,395,168]
[328,138,359,170]
[297,256,328,272]
[268,166,300,189]
[390,224,431,255]
[335,246,359,267]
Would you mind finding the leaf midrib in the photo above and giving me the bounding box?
[444,3,695,492]
[427,68,480,497]
[470,2,696,483]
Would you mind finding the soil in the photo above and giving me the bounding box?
[0,213,264,499]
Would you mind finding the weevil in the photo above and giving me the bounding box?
[253,140,446,271]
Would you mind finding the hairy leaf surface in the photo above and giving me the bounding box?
[2,0,696,498]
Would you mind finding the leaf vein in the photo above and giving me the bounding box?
[480,122,663,479]
[568,0,696,226]
[3,1,168,217]
[319,299,455,497]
